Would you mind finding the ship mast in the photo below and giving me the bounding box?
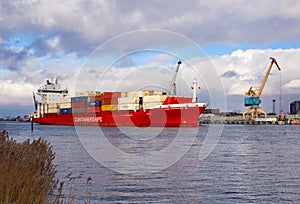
[192,79,198,102]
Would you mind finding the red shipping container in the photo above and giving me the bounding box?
[101,92,121,99]
[102,98,118,105]
[91,95,102,101]
[72,101,88,108]
[87,107,101,113]
[72,107,87,113]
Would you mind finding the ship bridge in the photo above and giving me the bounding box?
[37,78,68,104]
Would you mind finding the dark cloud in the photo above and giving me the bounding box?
[0,46,30,71]
[1,0,300,57]
[221,70,238,78]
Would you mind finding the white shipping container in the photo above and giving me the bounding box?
[143,102,162,109]
[60,97,72,103]
[118,103,138,111]
[48,108,59,113]
[118,97,139,104]
[60,102,72,108]
[37,103,42,115]
[76,91,102,97]
[121,92,128,98]
[153,91,163,95]
[43,104,48,114]
[39,103,46,114]
[126,90,150,98]
[48,103,59,109]
[143,95,166,102]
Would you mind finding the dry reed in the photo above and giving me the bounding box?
[0,129,56,203]
[0,130,93,204]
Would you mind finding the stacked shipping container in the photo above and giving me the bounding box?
[47,103,60,113]
[143,95,167,109]
[87,95,102,113]
[101,92,121,111]
[118,91,166,110]
[59,97,72,114]
[72,96,88,114]
[36,90,187,116]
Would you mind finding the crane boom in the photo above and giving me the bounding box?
[256,57,281,97]
[168,60,182,95]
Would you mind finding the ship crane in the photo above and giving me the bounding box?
[168,60,182,95]
[243,57,281,120]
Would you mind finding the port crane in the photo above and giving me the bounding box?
[243,57,281,120]
[168,60,182,95]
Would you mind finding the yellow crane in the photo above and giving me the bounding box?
[243,57,281,120]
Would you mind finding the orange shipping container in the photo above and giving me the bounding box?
[101,104,118,111]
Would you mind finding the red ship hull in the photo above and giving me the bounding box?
[33,103,207,127]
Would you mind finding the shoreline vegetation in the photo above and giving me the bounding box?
[0,130,92,204]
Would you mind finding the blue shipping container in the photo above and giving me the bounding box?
[88,101,102,107]
[71,96,88,103]
[60,108,72,114]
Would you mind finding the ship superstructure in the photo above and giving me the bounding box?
[36,78,68,104]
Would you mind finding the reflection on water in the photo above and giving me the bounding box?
[1,122,300,203]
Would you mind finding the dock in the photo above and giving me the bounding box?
[198,115,292,125]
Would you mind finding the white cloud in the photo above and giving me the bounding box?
[284,79,300,89]
[45,36,61,50]
[211,48,300,96]
[0,80,35,105]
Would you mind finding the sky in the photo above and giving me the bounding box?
[1,0,300,116]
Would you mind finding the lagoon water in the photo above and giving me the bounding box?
[1,121,300,203]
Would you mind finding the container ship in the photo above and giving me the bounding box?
[32,62,207,127]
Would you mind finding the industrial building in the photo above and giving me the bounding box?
[290,100,300,114]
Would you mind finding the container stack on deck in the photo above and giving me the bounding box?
[71,96,88,114]
[47,103,59,113]
[37,103,47,115]
[101,92,120,111]
[143,94,167,109]
[118,91,147,111]
[36,90,193,116]
[59,97,72,114]
[87,95,102,113]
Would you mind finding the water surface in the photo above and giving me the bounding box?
[1,122,299,203]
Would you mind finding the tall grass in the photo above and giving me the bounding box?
[0,130,93,203]
[0,129,57,203]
